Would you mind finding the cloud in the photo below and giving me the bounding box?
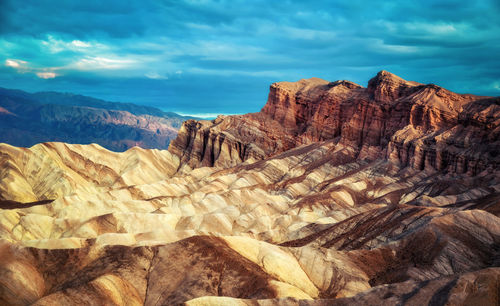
[0,0,498,115]
[36,71,57,79]
[41,35,106,54]
[5,58,59,79]
[5,59,27,68]
[71,40,91,48]
[145,72,168,79]
[73,56,136,70]
[371,39,421,55]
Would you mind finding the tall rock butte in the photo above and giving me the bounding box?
[170,70,498,175]
[0,71,499,305]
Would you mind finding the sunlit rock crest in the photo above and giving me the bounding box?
[170,71,498,175]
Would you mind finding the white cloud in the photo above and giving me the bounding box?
[42,35,104,53]
[5,59,27,68]
[36,72,57,79]
[74,56,136,70]
[404,22,458,35]
[71,40,91,48]
[5,58,59,78]
[145,72,168,79]
[5,59,20,68]
[372,39,420,54]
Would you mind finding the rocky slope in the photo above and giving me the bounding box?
[0,88,191,151]
[170,71,498,175]
[0,71,499,305]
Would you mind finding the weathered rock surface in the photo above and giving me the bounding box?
[1,139,499,304]
[170,71,498,175]
[184,268,500,306]
[0,71,499,305]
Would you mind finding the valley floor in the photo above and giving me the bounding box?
[0,141,498,305]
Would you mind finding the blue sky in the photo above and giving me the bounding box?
[1,0,499,116]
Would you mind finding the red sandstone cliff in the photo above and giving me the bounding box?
[169,71,498,174]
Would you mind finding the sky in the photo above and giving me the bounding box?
[0,0,499,116]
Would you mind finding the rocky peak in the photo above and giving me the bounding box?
[368,70,410,86]
[328,80,363,90]
[269,77,330,94]
[369,70,405,83]
[367,70,421,103]
[170,71,495,175]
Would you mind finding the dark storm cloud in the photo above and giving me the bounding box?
[0,0,499,115]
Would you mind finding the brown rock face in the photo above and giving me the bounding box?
[0,237,282,306]
[0,137,499,304]
[170,71,497,175]
[168,113,299,169]
[215,268,500,306]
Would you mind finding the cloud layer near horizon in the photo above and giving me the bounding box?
[1,0,499,114]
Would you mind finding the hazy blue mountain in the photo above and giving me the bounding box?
[0,87,195,151]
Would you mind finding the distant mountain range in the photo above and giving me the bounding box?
[0,87,194,151]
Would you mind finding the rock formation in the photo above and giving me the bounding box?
[170,71,498,175]
[0,71,499,305]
